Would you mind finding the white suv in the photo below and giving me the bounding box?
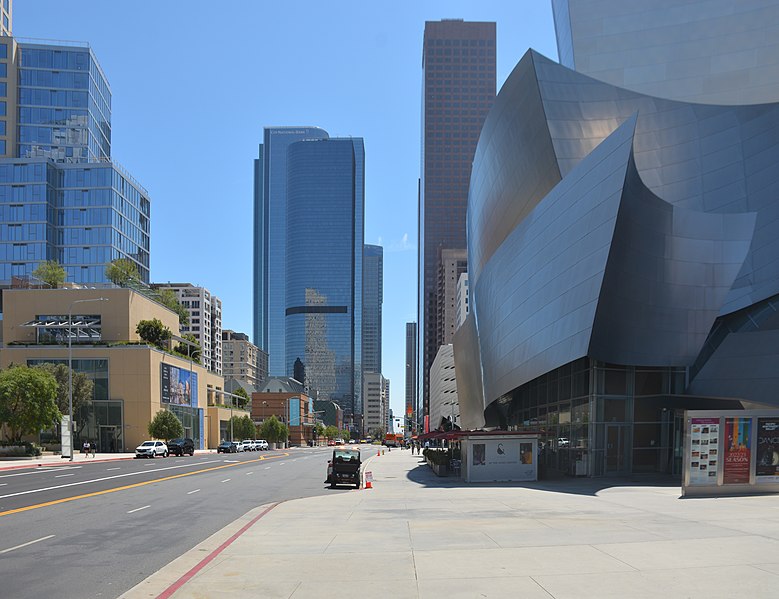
[241,440,254,452]
[135,440,168,458]
[257,439,269,451]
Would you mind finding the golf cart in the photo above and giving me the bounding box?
[326,447,361,489]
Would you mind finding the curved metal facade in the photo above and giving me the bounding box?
[459,50,779,424]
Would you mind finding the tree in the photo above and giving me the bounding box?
[157,288,190,327]
[32,260,65,288]
[147,410,184,440]
[33,363,94,416]
[136,318,172,349]
[232,387,249,409]
[230,414,255,440]
[105,258,140,287]
[260,415,288,443]
[314,422,325,439]
[0,365,61,442]
[324,425,339,440]
[174,333,201,364]
[340,428,351,441]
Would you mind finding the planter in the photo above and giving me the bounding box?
[430,463,448,477]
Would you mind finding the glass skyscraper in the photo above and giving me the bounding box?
[283,137,364,426]
[253,126,328,375]
[362,244,383,375]
[0,37,150,285]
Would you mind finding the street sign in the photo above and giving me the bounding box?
[365,471,373,482]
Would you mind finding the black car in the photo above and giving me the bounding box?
[217,440,236,454]
[327,448,361,489]
[167,438,195,456]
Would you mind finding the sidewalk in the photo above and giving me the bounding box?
[122,448,779,598]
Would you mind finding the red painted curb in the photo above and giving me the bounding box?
[156,502,280,599]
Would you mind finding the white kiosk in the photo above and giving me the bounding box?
[460,433,538,483]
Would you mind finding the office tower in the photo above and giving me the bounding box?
[222,329,266,389]
[152,283,222,374]
[552,0,779,105]
[253,126,329,374]
[0,36,150,285]
[284,137,364,427]
[362,244,383,374]
[436,248,467,347]
[418,20,495,422]
[405,321,417,429]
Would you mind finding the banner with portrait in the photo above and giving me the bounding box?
[755,418,779,482]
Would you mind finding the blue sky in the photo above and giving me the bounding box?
[17,1,558,419]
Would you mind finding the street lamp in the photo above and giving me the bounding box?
[68,297,108,461]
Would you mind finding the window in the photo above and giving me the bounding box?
[0,63,6,78]
[0,101,5,116]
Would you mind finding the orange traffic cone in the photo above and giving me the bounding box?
[365,480,372,489]
[377,450,380,457]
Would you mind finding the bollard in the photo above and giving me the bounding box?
[377,450,380,457]
[382,450,385,456]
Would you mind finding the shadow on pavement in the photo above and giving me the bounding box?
[404,458,680,496]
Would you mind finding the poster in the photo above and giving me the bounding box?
[755,418,779,482]
[520,442,533,464]
[472,443,485,466]
[723,417,751,484]
[689,418,719,485]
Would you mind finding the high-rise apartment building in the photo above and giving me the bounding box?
[222,329,265,389]
[0,1,11,37]
[436,248,467,347]
[0,32,150,286]
[153,283,222,374]
[283,137,364,427]
[455,272,469,330]
[362,244,383,374]
[405,321,417,430]
[363,371,387,436]
[254,126,328,374]
[418,20,495,421]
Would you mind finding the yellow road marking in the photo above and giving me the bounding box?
[0,453,290,518]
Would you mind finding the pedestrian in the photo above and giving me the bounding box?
[91,441,96,458]
[82,440,90,458]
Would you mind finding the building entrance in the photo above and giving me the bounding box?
[605,424,630,475]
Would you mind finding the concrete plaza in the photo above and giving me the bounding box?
[121,447,779,598]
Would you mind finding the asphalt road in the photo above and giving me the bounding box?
[0,445,366,598]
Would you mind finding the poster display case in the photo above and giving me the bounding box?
[682,410,779,497]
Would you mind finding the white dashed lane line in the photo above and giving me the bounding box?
[221,479,231,483]
[187,489,200,495]
[54,474,74,478]
[106,467,120,471]
[127,505,150,514]
[0,534,55,554]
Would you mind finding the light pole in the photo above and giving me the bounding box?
[68,297,108,461]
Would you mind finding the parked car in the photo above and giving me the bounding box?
[257,439,269,451]
[135,440,168,458]
[167,438,195,456]
[241,440,254,452]
[217,441,236,454]
[232,441,244,452]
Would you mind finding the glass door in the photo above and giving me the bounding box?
[606,424,630,474]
